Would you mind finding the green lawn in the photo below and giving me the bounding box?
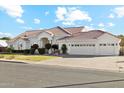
[0,54,59,62]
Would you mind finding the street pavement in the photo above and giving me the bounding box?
[1,61,124,88]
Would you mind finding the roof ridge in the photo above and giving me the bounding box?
[64,26,84,29]
[56,26,72,35]
[25,30,43,32]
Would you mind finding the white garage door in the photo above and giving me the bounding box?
[99,45,115,55]
[68,44,96,55]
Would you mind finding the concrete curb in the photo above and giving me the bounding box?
[0,60,28,64]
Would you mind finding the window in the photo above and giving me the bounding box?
[76,44,80,47]
[93,44,95,47]
[71,44,74,47]
[80,44,83,46]
[20,44,23,47]
[103,44,106,46]
[100,44,107,46]
[111,44,114,46]
[108,44,111,46]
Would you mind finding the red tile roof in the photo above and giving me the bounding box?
[9,26,115,42]
[58,30,105,40]
[64,26,84,34]
[46,26,71,35]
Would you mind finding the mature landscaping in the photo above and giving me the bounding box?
[0,43,67,62]
[6,43,67,55]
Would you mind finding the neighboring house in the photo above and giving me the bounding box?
[8,26,121,55]
[0,40,8,52]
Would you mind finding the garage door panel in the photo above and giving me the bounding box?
[69,47,95,55]
[99,46,115,55]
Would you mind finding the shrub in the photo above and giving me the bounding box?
[61,44,67,54]
[6,47,12,53]
[11,50,24,53]
[24,49,30,54]
[30,48,35,55]
[38,48,45,55]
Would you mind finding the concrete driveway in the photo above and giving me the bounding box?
[37,55,124,72]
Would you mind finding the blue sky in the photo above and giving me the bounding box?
[0,5,124,37]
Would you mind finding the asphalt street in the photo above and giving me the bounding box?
[1,61,124,88]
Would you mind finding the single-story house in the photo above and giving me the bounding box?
[0,40,8,52]
[8,26,121,55]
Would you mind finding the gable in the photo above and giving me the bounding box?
[37,31,52,40]
[47,27,70,36]
[64,26,84,34]
[98,33,121,42]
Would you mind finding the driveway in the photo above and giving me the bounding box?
[37,55,124,72]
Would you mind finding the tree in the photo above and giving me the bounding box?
[30,44,39,55]
[45,43,51,54]
[0,37,11,40]
[52,44,59,54]
[117,35,124,55]
[52,44,58,51]
[117,35,124,46]
[31,44,39,49]
[61,44,67,54]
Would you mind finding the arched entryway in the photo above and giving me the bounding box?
[40,38,49,48]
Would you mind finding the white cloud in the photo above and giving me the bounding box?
[39,28,43,30]
[45,11,49,16]
[55,7,92,26]
[108,14,115,18]
[98,28,106,31]
[34,18,40,24]
[98,23,105,27]
[16,18,24,24]
[0,5,24,18]
[84,26,94,31]
[108,22,115,27]
[56,7,67,21]
[113,6,124,18]
[22,26,32,30]
[62,21,74,26]
[0,32,12,37]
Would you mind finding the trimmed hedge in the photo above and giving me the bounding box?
[30,48,36,55]
[24,49,30,54]
[38,48,45,55]
[11,50,24,53]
